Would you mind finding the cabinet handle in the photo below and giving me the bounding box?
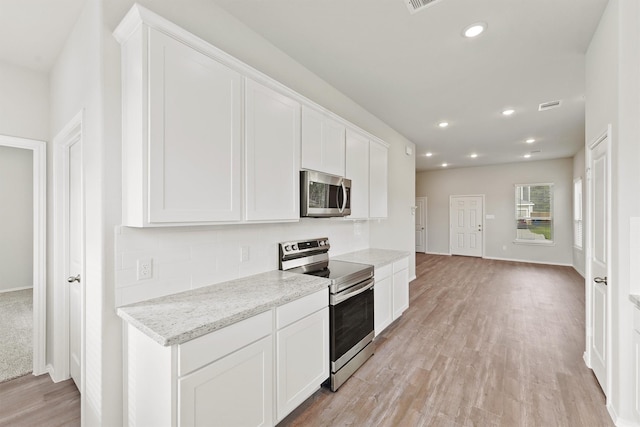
[67,274,81,283]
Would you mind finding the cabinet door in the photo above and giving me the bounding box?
[301,106,345,176]
[276,308,329,421]
[148,29,243,223]
[369,140,388,218]
[392,268,409,320]
[179,335,273,427]
[245,79,300,221]
[374,275,393,336]
[322,116,346,176]
[345,129,370,219]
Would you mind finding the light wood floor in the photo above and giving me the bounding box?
[0,255,612,426]
[280,254,613,427]
[0,373,79,426]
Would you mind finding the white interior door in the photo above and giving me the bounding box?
[588,133,609,393]
[450,195,483,257]
[67,138,82,389]
[415,197,427,253]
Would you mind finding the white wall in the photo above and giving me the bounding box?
[416,158,574,266]
[586,0,640,423]
[572,148,586,277]
[0,146,33,291]
[0,61,49,141]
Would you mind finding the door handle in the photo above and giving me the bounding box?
[67,274,81,283]
[594,276,607,285]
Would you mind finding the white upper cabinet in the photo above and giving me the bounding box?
[119,24,243,226]
[301,105,346,177]
[245,79,301,221]
[369,140,388,218]
[345,129,370,219]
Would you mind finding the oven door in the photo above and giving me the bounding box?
[301,170,351,217]
[329,277,374,372]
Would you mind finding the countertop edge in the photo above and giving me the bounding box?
[117,277,329,347]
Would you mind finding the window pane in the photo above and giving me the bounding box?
[515,184,553,242]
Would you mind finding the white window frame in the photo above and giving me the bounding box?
[514,182,554,245]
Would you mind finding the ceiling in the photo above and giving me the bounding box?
[0,0,608,171]
[211,0,608,171]
[0,0,84,72]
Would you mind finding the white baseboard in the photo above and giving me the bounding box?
[409,275,416,282]
[426,251,451,256]
[482,255,572,267]
[0,286,33,293]
[573,266,586,278]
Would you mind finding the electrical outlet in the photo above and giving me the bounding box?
[241,246,250,262]
[137,258,153,280]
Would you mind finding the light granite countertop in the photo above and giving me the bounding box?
[333,248,412,269]
[117,270,330,347]
[630,294,640,310]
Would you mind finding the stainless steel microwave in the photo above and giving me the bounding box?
[300,170,351,217]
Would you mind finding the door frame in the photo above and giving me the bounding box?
[0,134,47,376]
[52,111,85,389]
[415,197,427,253]
[449,194,485,257]
[584,125,612,401]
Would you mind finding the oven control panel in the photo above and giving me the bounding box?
[280,238,330,254]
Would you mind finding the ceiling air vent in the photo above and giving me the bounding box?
[538,100,562,111]
[405,0,443,15]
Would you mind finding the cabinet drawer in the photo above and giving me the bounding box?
[178,310,272,376]
[376,264,392,280]
[277,288,328,330]
[393,257,409,273]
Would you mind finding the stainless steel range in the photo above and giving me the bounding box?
[279,238,375,391]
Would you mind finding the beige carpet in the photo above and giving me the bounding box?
[0,289,32,383]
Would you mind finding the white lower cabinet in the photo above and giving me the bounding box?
[179,335,273,427]
[124,289,329,427]
[275,290,329,421]
[374,264,393,336]
[392,258,410,319]
[374,256,410,337]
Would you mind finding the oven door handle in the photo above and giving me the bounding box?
[330,277,374,305]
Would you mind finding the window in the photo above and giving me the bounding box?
[574,178,583,249]
[515,183,553,243]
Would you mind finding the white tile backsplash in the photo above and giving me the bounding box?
[115,219,369,306]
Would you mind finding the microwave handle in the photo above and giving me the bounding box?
[338,180,347,213]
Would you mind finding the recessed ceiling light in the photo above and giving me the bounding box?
[463,22,487,38]
[525,138,535,144]
[470,153,478,158]
[442,163,448,167]
[438,122,449,128]
[425,152,433,157]
[502,109,515,116]
[524,154,531,158]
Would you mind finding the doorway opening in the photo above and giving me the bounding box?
[0,135,47,378]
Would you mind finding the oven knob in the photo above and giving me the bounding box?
[292,244,298,250]
[319,240,324,246]
[284,245,291,251]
